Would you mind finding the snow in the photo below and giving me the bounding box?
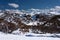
[0,13,4,16]
[0,32,60,40]
[26,21,37,25]
[0,29,60,40]
[50,12,60,15]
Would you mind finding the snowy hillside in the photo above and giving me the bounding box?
[0,7,60,40]
[0,32,60,40]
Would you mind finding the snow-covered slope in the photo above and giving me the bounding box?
[0,32,60,40]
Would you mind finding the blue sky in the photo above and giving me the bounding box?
[0,0,60,10]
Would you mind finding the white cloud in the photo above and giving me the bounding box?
[8,3,19,8]
[55,6,60,9]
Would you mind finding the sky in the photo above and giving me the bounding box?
[0,0,60,10]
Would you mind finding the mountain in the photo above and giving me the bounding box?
[0,8,60,34]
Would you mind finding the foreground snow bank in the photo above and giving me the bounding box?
[0,32,60,40]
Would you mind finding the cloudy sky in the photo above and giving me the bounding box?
[0,0,60,10]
